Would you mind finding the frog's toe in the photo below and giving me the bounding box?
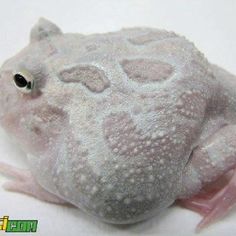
[179,170,236,232]
[0,161,67,204]
[178,197,212,216]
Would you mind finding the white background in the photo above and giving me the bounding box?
[0,1,236,236]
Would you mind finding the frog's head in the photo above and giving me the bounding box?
[0,18,68,155]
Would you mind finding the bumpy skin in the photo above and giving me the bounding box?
[0,18,236,225]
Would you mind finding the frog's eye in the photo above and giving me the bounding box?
[13,71,34,94]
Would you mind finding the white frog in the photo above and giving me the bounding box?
[0,18,236,231]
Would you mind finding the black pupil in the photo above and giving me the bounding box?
[14,74,28,88]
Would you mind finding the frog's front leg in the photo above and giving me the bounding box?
[178,125,236,231]
[0,162,67,204]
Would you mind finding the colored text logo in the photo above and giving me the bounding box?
[0,216,38,233]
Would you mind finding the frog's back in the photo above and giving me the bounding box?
[51,26,211,98]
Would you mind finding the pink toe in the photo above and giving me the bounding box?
[179,170,236,232]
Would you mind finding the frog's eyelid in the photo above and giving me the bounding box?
[30,18,63,43]
[0,69,12,74]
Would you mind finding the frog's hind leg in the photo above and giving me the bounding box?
[179,170,236,232]
[178,125,236,232]
[0,162,67,204]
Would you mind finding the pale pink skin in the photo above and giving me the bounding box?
[1,18,236,231]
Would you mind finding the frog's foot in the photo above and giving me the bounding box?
[179,170,236,232]
[0,161,67,204]
[179,125,236,232]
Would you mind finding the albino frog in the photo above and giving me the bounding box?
[0,18,236,231]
